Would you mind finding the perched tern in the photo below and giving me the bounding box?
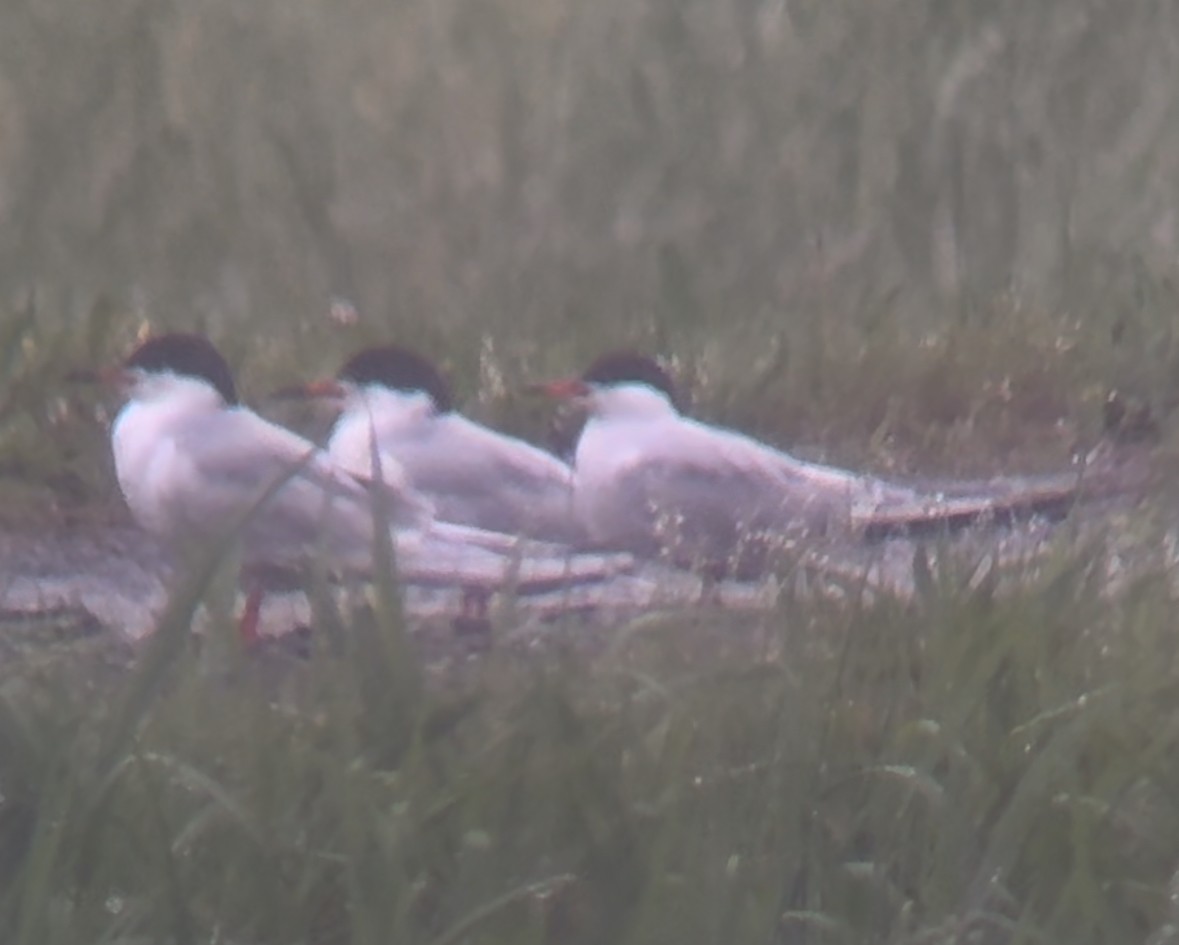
[289,345,585,543]
[534,352,846,577]
[102,333,627,640]
[535,351,1066,579]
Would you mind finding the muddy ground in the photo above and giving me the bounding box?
[0,443,1161,658]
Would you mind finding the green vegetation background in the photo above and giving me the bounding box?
[5,0,1179,492]
[2,0,1179,942]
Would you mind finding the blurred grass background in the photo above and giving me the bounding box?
[4,0,1179,501]
[3,0,1179,941]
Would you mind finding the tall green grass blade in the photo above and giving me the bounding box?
[11,759,75,945]
[139,759,196,945]
[356,417,420,767]
[428,874,576,945]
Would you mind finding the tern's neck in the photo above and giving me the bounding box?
[131,373,227,412]
[111,379,228,494]
[345,386,438,431]
[114,377,227,443]
[590,384,678,422]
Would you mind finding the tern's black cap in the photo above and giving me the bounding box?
[125,333,238,405]
[582,351,678,406]
[337,345,453,412]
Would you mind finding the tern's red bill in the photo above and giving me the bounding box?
[269,377,347,400]
[530,378,592,399]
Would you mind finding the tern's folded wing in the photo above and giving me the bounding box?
[587,425,842,549]
[161,410,629,588]
[155,410,382,561]
[378,416,580,540]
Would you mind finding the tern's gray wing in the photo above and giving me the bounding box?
[384,416,583,542]
[742,434,928,514]
[162,411,628,590]
[582,437,841,578]
[156,409,385,576]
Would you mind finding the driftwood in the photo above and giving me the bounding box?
[855,443,1149,540]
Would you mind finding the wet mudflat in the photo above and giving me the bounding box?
[0,444,1160,656]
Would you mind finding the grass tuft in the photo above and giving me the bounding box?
[0,531,1177,943]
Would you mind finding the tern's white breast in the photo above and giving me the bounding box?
[572,415,655,546]
[111,397,201,539]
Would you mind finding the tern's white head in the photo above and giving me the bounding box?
[104,333,243,542]
[292,345,453,422]
[535,351,681,420]
[338,344,452,419]
[112,332,238,411]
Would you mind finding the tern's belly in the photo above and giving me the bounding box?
[112,406,176,539]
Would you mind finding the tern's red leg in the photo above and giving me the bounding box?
[238,585,265,646]
[454,586,492,637]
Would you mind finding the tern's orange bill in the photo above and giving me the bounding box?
[269,378,347,401]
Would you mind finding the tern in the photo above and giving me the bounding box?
[534,351,1070,579]
[289,345,585,543]
[102,333,627,640]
